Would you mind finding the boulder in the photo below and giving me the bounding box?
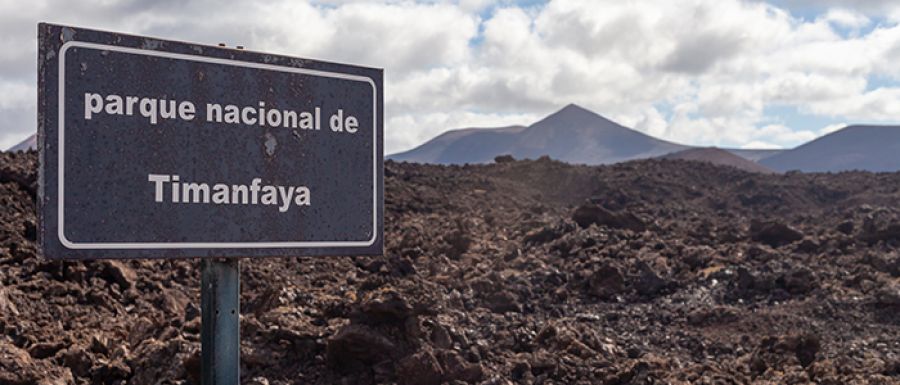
[483,290,522,314]
[327,324,398,370]
[396,349,443,385]
[750,220,804,247]
[589,264,626,299]
[634,262,669,297]
[98,260,137,290]
[358,290,414,323]
[836,220,854,234]
[1,340,75,385]
[571,204,645,231]
[494,154,516,163]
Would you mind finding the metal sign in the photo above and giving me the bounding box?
[38,23,384,259]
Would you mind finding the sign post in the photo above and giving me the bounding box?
[201,258,240,384]
[37,23,383,384]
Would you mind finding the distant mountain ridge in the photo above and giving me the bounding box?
[760,125,900,172]
[8,105,900,172]
[390,125,526,164]
[662,147,775,174]
[389,104,899,173]
[391,104,691,165]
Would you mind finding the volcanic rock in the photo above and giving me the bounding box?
[589,263,626,299]
[861,222,900,244]
[1,341,74,385]
[837,220,855,234]
[0,285,18,317]
[795,237,820,253]
[483,290,522,314]
[779,267,818,296]
[494,154,515,163]
[0,151,36,194]
[2,151,900,384]
[128,338,198,385]
[356,290,415,323]
[523,224,567,245]
[441,229,472,260]
[396,349,443,385]
[571,204,645,231]
[327,324,398,370]
[874,284,900,307]
[59,346,93,378]
[750,220,804,247]
[98,260,137,290]
[634,261,669,297]
[437,349,484,383]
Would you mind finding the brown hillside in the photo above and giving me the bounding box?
[662,147,776,173]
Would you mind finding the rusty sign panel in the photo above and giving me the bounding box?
[38,23,383,259]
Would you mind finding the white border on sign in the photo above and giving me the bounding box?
[58,41,379,249]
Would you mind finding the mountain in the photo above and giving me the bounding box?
[761,125,900,172]
[6,134,36,152]
[662,147,775,173]
[390,104,690,165]
[390,125,526,164]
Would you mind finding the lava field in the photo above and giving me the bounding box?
[2,151,900,384]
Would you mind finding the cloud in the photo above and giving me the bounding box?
[0,79,36,150]
[632,106,668,139]
[1,0,900,153]
[820,8,870,30]
[0,0,481,150]
[741,140,782,149]
[756,123,818,145]
[771,0,900,16]
[458,0,495,12]
[819,122,847,135]
[662,30,747,74]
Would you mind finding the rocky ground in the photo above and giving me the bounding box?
[2,150,900,384]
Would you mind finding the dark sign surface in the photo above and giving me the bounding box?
[38,23,383,259]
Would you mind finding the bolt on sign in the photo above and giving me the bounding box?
[38,23,384,259]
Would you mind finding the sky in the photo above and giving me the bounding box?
[2,0,900,153]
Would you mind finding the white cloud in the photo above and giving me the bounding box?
[806,87,900,120]
[820,8,870,30]
[632,106,668,139]
[756,123,818,145]
[457,0,495,12]
[1,0,900,153]
[819,122,847,135]
[0,80,36,150]
[773,1,900,17]
[741,140,782,149]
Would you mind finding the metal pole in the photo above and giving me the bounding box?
[202,41,241,385]
[201,258,240,385]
